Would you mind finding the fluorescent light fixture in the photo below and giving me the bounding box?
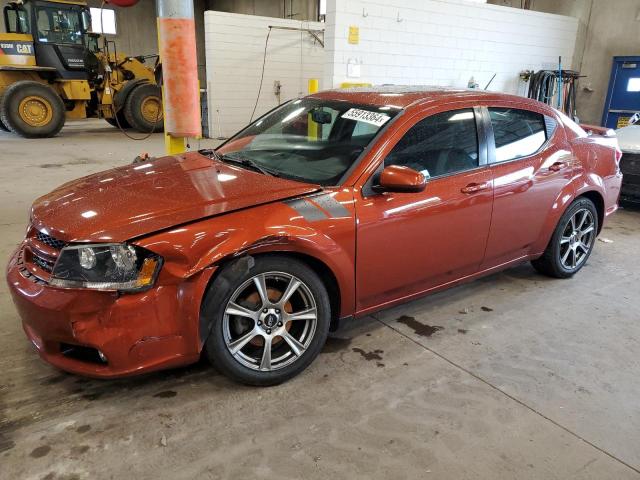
[81,210,97,219]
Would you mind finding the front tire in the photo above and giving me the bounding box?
[0,96,9,132]
[203,256,331,386]
[532,197,598,278]
[123,83,164,133]
[0,81,65,138]
[105,109,131,129]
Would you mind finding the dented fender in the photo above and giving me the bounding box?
[135,190,357,319]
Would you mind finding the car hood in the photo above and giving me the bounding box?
[30,152,320,242]
[616,125,640,154]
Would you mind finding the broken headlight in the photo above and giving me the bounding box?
[50,244,162,292]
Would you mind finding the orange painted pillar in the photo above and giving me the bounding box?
[156,0,201,149]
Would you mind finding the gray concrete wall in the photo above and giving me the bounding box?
[488,0,640,125]
[574,0,640,125]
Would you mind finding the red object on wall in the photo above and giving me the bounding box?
[105,0,140,6]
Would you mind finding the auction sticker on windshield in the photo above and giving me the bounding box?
[341,108,390,127]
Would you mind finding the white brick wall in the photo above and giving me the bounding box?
[205,12,325,138]
[323,0,578,94]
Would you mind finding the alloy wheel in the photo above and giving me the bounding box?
[222,272,318,372]
[559,208,595,270]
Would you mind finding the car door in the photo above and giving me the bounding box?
[480,105,575,269]
[355,107,494,313]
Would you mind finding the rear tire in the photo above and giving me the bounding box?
[531,197,598,278]
[203,256,331,386]
[123,83,163,133]
[0,81,65,138]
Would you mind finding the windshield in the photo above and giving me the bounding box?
[216,99,401,185]
[36,6,85,45]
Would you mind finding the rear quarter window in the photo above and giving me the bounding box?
[489,108,548,162]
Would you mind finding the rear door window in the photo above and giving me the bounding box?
[489,108,547,162]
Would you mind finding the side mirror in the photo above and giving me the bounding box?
[374,165,427,193]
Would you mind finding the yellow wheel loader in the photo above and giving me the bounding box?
[0,0,163,138]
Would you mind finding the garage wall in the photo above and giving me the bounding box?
[323,0,578,95]
[572,0,640,125]
[204,11,324,138]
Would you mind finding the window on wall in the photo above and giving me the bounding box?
[319,0,327,16]
[489,108,547,162]
[385,109,479,179]
[627,78,640,92]
[90,7,116,35]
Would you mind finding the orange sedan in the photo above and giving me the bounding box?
[6,87,622,385]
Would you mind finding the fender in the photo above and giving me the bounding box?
[135,196,357,329]
[530,175,606,255]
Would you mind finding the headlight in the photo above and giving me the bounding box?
[50,243,162,292]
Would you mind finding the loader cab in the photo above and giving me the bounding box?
[3,1,91,80]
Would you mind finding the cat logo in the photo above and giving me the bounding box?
[16,43,32,55]
[0,41,34,55]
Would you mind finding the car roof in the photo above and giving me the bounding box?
[309,85,546,111]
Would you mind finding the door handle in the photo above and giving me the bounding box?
[549,161,568,172]
[461,182,490,194]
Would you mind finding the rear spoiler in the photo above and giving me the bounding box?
[580,123,616,137]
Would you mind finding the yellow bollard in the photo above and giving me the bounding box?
[308,79,320,141]
[161,84,187,154]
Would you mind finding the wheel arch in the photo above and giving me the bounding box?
[198,248,344,348]
[576,190,605,234]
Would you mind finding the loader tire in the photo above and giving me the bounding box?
[0,93,9,132]
[123,83,163,133]
[0,81,65,138]
[105,110,131,129]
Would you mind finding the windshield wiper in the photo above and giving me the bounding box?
[216,152,280,177]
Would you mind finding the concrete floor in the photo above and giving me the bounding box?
[1,120,640,480]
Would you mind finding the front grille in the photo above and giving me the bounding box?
[32,253,55,272]
[35,230,67,250]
